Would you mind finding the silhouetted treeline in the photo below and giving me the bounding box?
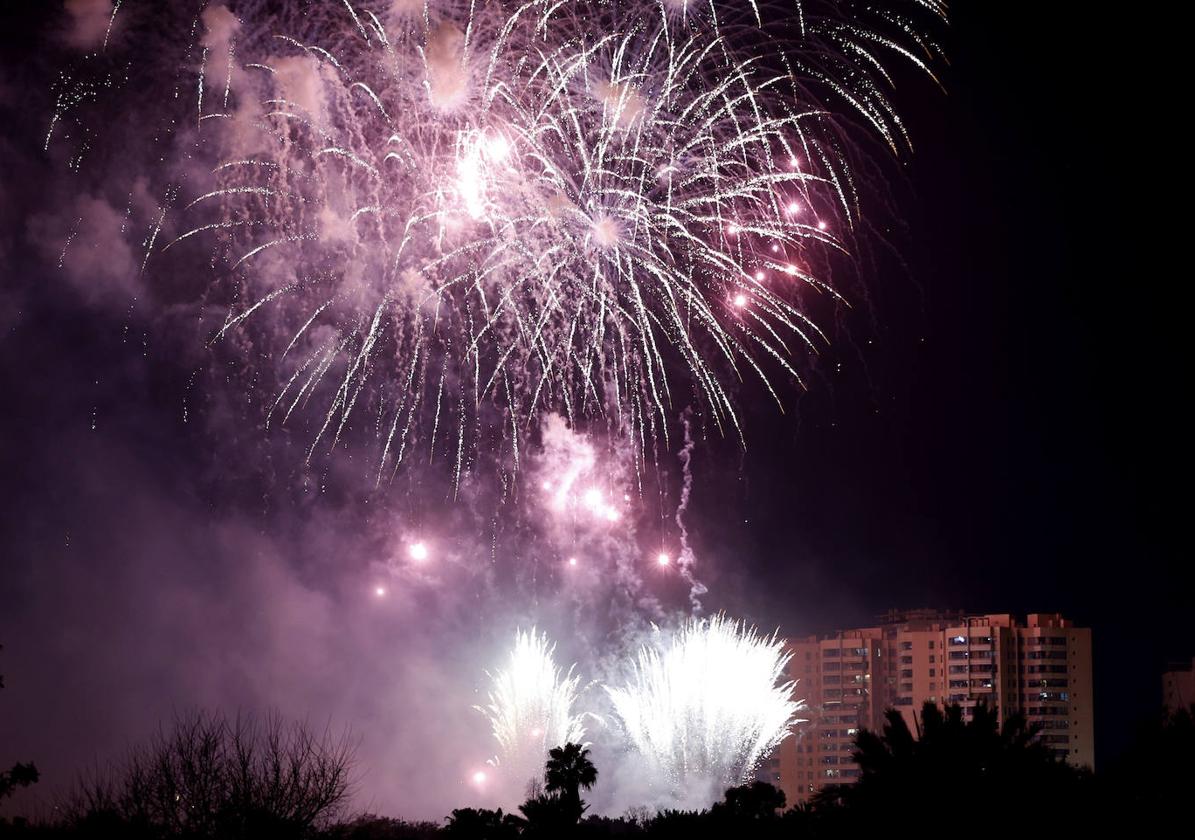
[3,702,1193,839]
[1,710,353,840]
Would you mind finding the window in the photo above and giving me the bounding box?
[1035,691,1069,702]
[1027,706,1066,716]
[929,668,936,677]
[1027,650,1067,660]
[900,656,913,665]
[900,669,913,679]
[899,641,913,651]
[949,635,967,645]
[1027,664,1067,674]
[949,651,970,660]
[823,649,840,657]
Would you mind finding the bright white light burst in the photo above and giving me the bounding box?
[605,614,805,802]
[477,628,588,793]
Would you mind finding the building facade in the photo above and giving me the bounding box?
[763,611,1094,807]
[1162,657,1195,713]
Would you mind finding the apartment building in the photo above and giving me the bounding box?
[764,610,1093,807]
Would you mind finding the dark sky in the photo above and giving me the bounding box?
[706,1,1191,761]
[1,0,1188,820]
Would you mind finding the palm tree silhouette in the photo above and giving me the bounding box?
[542,743,597,822]
[819,701,1086,834]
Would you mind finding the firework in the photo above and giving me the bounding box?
[477,628,588,795]
[605,614,804,802]
[142,0,944,479]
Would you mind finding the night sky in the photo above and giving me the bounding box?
[1,0,1188,821]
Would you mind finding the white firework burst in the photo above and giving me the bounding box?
[477,628,588,793]
[605,614,805,802]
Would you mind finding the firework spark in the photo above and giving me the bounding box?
[477,628,588,795]
[141,0,945,481]
[605,614,804,803]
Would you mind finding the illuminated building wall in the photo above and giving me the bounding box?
[766,611,1094,807]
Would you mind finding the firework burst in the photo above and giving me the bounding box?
[131,0,946,482]
[605,614,804,800]
[477,628,589,794]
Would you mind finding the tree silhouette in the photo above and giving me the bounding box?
[443,807,521,839]
[544,743,597,803]
[0,643,39,803]
[1107,703,1195,830]
[62,710,355,839]
[711,780,786,821]
[542,743,597,823]
[514,743,598,837]
[818,701,1090,835]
